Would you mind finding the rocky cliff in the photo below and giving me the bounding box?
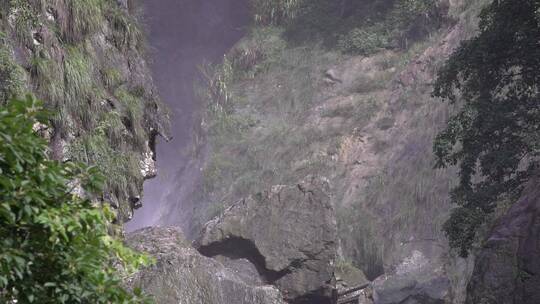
[4,1,539,303]
[155,0,483,302]
[126,227,285,304]
[196,176,338,303]
[143,0,540,303]
[128,177,339,304]
[111,0,540,302]
[0,0,167,222]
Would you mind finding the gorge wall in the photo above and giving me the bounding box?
[132,0,539,303]
[2,1,539,304]
[0,0,166,225]
[173,0,485,289]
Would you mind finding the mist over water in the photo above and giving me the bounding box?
[126,0,250,232]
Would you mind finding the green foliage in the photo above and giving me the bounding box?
[433,0,540,257]
[63,0,105,42]
[114,87,147,150]
[30,56,64,106]
[67,84,150,220]
[100,110,126,146]
[64,46,94,101]
[338,27,389,55]
[337,206,384,279]
[63,46,99,128]
[7,0,38,46]
[101,67,124,89]
[1,0,160,223]
[229,26,287,78]
[106,5,144,52]
[0,95,152,303]
[29,44,102,132]
[198,56,237,116]
[391,0,434,26]
[68,129,143,221]
[259,0,444,54]
[250,0,302,25]
[337,0,442,54]
[0,34,25,103]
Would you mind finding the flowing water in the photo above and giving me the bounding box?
[126,0,250,232]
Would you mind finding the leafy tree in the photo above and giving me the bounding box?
[433,0,540,257]
[0,95,152,303]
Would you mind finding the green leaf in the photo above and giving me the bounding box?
[0,95,152,303]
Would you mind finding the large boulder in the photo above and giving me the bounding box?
[466,182,540,304]
[126,227,285,304]
[195,176,338,303]
[371,250,449,304]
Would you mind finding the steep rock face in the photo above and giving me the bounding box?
[183,1,490,303]
[334,4,485,301]
[465,182,540,304]
[331,1,491,284]
[0,1,167,222]
[196,176,338,304]
[174,1,500,303]
[126,227,285,304]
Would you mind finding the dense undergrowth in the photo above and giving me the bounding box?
[251,0,448,55]
[0,96,152,303]
[0,0,165,221]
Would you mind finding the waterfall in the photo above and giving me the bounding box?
[126,0,250,232]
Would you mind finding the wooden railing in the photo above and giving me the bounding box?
[335,283,370,304]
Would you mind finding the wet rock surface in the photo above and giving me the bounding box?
[466,183,540,304]
[126,227,285,304]
[195,176,338,304]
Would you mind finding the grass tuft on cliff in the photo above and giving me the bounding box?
[0,33,25,103]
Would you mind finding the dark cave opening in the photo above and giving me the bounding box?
[197,236,334,304]
[197,236,293,284]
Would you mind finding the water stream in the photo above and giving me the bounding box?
[126,0,250,232]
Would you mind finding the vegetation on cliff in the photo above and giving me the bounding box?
[188,0,487,279]
[251,0,446,54]
[0,0,166,221]
[434,0,540,256]
[0,96,151,303]
[197,0,451,210]
[0,1,165,302]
